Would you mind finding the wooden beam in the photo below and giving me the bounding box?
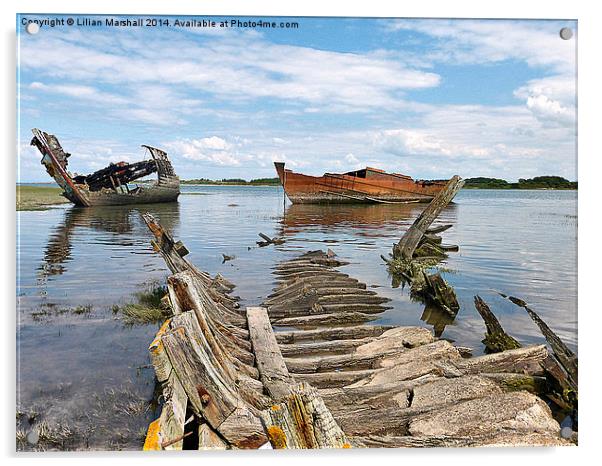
[246,306,293,400]
[393,175,464,260]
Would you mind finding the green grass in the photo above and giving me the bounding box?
[113,282,170,325]
[17,185,68,211]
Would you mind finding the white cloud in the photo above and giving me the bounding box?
[373,128,490,158]
[386,20,577,128]
[345,153,359,164]
[514,76,576,127]
[29,81,128,105]
[20,27,441,115]
[164,137,240,166]
[387,19,576,74]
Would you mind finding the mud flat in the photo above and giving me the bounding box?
[16,185,68,211]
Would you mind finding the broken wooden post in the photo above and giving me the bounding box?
[474,296,521,353]
[384,177,463,318]
[499,293,577,407]
[257,232,285,247]
[412,270,460,317]
[393,175,464,260]
[261,383,351,449]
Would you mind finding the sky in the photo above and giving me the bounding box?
[17,15,577,182]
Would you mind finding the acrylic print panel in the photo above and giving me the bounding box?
[16,14,577,451]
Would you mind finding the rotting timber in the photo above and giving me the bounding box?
[384,176,465,317]
[141,214,571,450]
[30,128,180,207]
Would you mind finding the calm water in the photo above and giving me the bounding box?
[16,186,577,450]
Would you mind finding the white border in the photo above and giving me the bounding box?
[3,1,600,465]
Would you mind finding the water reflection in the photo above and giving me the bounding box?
[38,203,180,284]
[421,303,457,338]
[279,202,424,235]
[278,201,464,338]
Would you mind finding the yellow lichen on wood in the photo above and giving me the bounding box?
[149,318,172,354]
[267,425,288,449]
[143,419,162,451]
[288,395,316,448]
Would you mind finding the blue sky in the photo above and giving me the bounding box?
[17,16,577,182]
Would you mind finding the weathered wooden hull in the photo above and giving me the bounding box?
[274,162,448,204]
[31,128,180,207]
[70,183,180,206]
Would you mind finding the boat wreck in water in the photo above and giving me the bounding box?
[274,162,449,204]
[31,128,180,207]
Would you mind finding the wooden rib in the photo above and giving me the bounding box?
[293,369,376,388]
[275,325,395,344]
[279,338,374,357]
[272,312,379,327]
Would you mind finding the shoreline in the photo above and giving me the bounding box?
[15,184,578,212]
[16,185,69,211]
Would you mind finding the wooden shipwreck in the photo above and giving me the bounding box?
[30,128,180,207]
[274,162,449,204]
[140,211,572,450]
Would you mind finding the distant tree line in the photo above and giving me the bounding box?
[464,176,577,190]
[181,177,281,186]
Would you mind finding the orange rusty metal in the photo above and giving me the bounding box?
[274,162,449,204]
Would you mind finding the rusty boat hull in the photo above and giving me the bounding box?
[31,129,180,207]
[274,162,448,204]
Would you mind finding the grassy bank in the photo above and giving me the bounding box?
[16,185,68,211]
[181,177,280,186]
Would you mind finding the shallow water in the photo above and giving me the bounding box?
[16,186,577,450]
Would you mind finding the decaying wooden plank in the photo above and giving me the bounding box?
[280,338,374,357]
[159,371,188,450]
[148,318,173,383]
[161,326,238,427]
[272,311,379,327]
[356,431,571,448]
[261,383,351,449]
[447,345,548,376]
[198,422,228,450]
[143,419,162,451]
[246,306,293,400]
[293,369,376,389]
[275,325,395,344]
[284,346,407,374]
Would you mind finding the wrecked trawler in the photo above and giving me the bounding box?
[31,128,180,207]
[274,162,449,204]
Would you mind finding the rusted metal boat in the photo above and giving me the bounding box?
[30,128,180,207]
[274,162,449,204]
